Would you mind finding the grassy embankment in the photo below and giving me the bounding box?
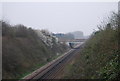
[2,21,68,79]
[62,13,119,80]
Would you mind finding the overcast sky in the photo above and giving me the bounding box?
[2,2,118,36]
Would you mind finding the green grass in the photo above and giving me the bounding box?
[19,62,47,79]
[20,53,63,79]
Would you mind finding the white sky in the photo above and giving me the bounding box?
[1,2,118,36]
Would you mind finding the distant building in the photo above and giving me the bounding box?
[70,31,84,39]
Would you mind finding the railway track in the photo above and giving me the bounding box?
[22,43,83,81]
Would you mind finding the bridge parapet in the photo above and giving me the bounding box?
[59,39,86,43]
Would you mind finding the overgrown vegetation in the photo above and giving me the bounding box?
[2,21,68,79]
[62,12,119,80]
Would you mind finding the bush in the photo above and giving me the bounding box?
[2,21,68,79]
[62,12,119,80]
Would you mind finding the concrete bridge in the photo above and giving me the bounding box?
[58,39,86,43]
[58,38,86,48]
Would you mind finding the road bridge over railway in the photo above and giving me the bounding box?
[58,39,86,48]
[58,39,86,43]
